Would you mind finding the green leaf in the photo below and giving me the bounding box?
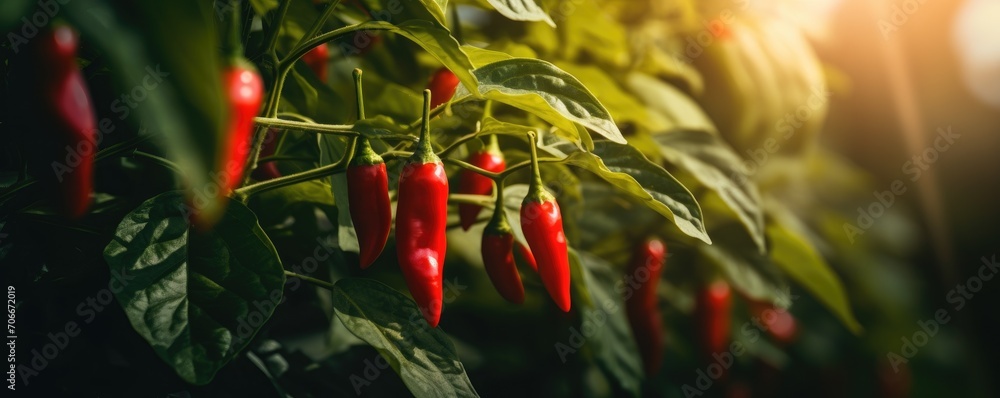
[462,45,514,68]
[350,20,477,96]
[556,63,668,134]
[563,142,710,244]
[576,251,643,396]
[248,180,333,227]
[67,0,228,220]
[331,278,479,398]
[767,223,863,334]
[654,131,765,252]
[625,73,717,134]
[103,191,285,384]
[455,58,625,144]
[477,117,536,138]
[483,0,555,26]
[696,223,789,306]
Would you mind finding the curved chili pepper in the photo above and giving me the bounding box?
[31,25,96,218]
[696,280,733,358]
[514,241,538,272]
[458,136,505,230]
[624,238,666,376]
[481,189,525,304]
[396,90,449,327]
[219,61,264,192]
[520,133,570,312]
[427,67,459,109]
[346,70,391,268]
[302,43,329,83]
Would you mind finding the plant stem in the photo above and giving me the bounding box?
[295,0,342,48]
[437,130,482,158]
[444,158,499,180]
[132,150,183,175]
[253,117,356,135]
[263,0,291,55]
[498,157,563,180]
[284,270,334,290]
[234,138,357,201]
[448,193,494,207]
[257,155,314,164]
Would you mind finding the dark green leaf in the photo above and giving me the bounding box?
[0,0,31,33]
[767,222,862,333]
[331,278,479,398]
[696,223,789,306]
[654,131,765,252]
[67,0,227,220]
[103,191,285,384]
[576,251,643,396]
[455,58,625,144]
[563,142,710,244]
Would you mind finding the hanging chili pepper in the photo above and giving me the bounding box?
[219,62,263,192]
[515,241,538,272]
[29,25,96,218]
[302,43,329,83]
[624,238,666,376]
[346,69,391,268]
[396,90,449,327]
[481,186,525,304]
[696,280,733,358]
[427,67,459,109]
[748,299,798,345]
[520,132,570,312]
[219,2,263,193]
[457,135,505,230]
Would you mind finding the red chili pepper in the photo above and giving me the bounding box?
[219,61,264,192]
[624,238,666,376]
[302,43,329,83]
[748,299,797,345]
[427,67,459,109]
[696,280,733,358]
[457,136,505,231]
[31,25,96,218]
[481,190,525,304]
[514,241,538,272]
[345,70,391,268]
[520,133,570,312]
[251,128,282,181]
[396,90,449,327]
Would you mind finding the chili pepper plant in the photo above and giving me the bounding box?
[0,0,953,396]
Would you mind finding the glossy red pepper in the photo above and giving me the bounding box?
[346,70,391,268]
[457,136,505,230]
[396,90,449,327]
[515,241,538,272]
[31,25,96,218]
[219,61,264,192]
[481,190,525,304]
[520,133,570,312]
[302,43,329,83]
[251,128,282,181]
[624,238,666,376]
[427,67,459,109]
[696,280,733,358]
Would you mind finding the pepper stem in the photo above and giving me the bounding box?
[526,132,550,201]
[223,0,244,61]
[486,182,512,235]
[354,68,365,120]
[409,89,438,163]
[351,68,382,166]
